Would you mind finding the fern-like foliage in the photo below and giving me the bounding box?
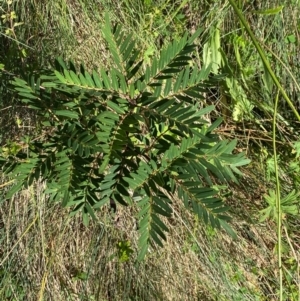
[0,15,250,260]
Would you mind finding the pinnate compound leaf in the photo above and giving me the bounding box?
[3,17,251,260]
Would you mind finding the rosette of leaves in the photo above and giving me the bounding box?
[0,15,250,260]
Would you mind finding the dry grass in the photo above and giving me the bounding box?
[0,172,281,300]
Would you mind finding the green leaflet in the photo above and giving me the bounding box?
[54,110,79,119]
[252,5,284,15]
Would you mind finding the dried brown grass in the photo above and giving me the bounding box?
[0,173,279,300]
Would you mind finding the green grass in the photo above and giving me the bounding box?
[1,0,300,300]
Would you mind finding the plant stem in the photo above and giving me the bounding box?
[227,1,290,299]
[273,90,283,301]
[228,0,300,122]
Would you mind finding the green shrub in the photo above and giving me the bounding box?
[0,15,250,260]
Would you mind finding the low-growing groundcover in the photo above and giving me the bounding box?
[0,15,250,261]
